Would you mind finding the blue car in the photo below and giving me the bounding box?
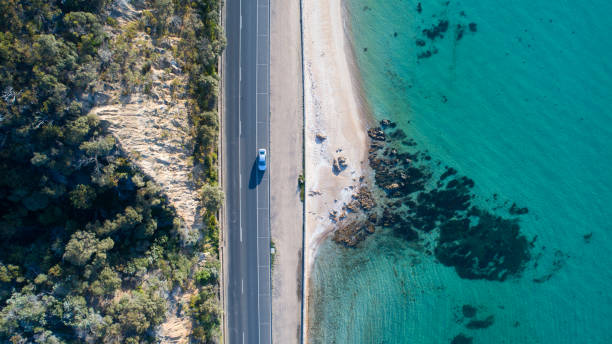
[258,149,267,171]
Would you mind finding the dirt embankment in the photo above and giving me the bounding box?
[88,1,202,241]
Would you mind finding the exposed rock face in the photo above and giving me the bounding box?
[315,133,327,142]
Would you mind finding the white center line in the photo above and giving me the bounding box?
[241,279,244,294]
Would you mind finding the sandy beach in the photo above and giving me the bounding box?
[302,0,370,340]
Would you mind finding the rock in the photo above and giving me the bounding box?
[367,127,386,141]
[332,219,376,247]
[368,212,378,224]
[315,133,327,142]
[332,158,341,173]
[462,305,477,318]
[465,315,494,329]
[333,156,348,173]
[365,222,375,234]
[451,334,473,344]
[354,187,376,210]
[329,210,338,220]
[385,183,400,190]
[380,119,392,127]
[346,201,359,213]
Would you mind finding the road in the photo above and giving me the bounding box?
[224,0,271,342]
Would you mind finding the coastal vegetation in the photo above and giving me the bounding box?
[0,0,223,342]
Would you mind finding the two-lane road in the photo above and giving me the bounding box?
[224,0,271,342]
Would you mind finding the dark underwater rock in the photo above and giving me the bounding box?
[509,202,529,215]
[435,210,530,281]
[418,50,433,59]
[469,22,477,32]
[423,20,449,40]
[462,304,477,318]
[465,315,494,329]
[456,24,465,41]
[451,334,473,344]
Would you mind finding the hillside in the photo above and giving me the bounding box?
[0,0,223,342]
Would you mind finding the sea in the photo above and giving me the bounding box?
[308,0,612,343]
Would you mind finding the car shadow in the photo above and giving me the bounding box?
[248,159,264,189]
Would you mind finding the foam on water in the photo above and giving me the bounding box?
[309,0,612,343]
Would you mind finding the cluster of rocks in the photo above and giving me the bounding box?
[361,119,531,281]
[413,3,478,61]
[332,219,376,247]
[331,186,378,247]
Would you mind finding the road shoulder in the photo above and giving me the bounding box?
[270,0,305,342]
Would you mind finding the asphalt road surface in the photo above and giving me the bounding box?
[224,0,271,342]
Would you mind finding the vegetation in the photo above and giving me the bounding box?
[270,240,277,269]
[0,0,224,342]
[298,174,305,202]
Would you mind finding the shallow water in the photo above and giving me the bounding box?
[309,0,612,343]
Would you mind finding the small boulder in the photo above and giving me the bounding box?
[315,133,327,142]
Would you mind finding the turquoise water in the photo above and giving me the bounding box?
[309,0,612,343]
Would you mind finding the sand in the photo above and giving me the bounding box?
[302,0,370,340]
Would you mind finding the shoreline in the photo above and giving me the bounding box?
[302,0,372,340]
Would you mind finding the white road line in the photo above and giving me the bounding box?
[255,0,261,342]
[238,0,242,258]
[241,279,244,294]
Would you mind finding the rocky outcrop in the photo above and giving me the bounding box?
[332,219,375,247]
[367,127,386,141]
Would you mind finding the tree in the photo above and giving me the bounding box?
[70,184,96,209]
[200,184,223,213]
[90,267,121,296]
[63,231,114,266]
[0,292,49,335]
